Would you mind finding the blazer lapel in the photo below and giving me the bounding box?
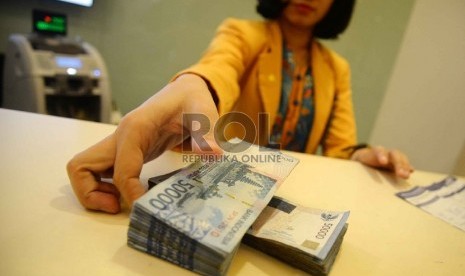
[306,42,335,153]
[257,22,282,130]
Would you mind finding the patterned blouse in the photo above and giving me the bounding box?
[269,44,315,152]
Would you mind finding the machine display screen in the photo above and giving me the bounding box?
[55,56,82,69]
[33,10,67,36]
[56,0,93,7]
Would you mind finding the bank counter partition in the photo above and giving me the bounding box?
[0,108,464,276]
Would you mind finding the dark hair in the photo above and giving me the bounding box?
[256,0,356,39]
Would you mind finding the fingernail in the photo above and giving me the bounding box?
[398,168,409,178]
[380,155,388,164]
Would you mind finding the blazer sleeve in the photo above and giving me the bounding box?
[173,18,267,115]
[322,53,358,159]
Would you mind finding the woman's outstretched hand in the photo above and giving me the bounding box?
[66,74,222,213]
[351,146,414,179]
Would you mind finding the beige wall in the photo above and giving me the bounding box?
[0,0,414,143]
[370,0,465,174]
[454,142,465,176]
[324,0,415,141]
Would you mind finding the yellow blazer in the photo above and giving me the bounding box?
[176,18,357,159]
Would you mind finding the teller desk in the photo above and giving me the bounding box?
[0,108,464,276]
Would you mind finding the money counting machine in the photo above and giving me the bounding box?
[3,10,111,123]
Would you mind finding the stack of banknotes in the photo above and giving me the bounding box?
[128,142,299,276]
[243,196,349,276]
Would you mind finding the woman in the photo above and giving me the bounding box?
[67,0,413,214]
[176,0,357,158]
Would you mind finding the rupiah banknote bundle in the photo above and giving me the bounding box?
[128,141,299,276]
[242,196,349,276]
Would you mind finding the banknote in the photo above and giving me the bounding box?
[220,138,300,181]
[243,196,349,276]
[246,196,349,260]
[129,142,300,276]
[135,160,280,255]
[397,176,465,231]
